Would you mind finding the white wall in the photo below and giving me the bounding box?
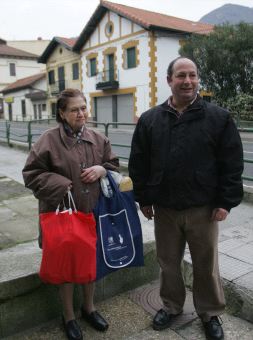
[0,58,42,92]
[7,40,50,56]
[3,78,47,121]
[156,35,181,103]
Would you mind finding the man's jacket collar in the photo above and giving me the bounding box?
[160,95,205,123]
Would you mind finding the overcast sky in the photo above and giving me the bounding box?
[1,0,253,40]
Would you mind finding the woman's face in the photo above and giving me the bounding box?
[60,96,88,131]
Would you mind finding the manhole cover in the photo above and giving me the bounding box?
[129,280,198,329]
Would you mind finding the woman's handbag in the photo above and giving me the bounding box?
[39,191,97,284]
[94,171,144,280]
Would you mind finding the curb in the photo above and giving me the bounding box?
[243,185,253,204]
[0,241,159,338]
[183,260,253,323]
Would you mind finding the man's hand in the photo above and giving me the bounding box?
[141,205,154,220]
[211,208,229,221]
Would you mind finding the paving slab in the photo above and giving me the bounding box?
[235,271,253,291]
[218,253,253,281]
[226,242,253,265]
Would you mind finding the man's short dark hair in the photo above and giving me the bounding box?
[167,57,198,78]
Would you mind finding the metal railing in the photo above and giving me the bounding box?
[0,119,253,182]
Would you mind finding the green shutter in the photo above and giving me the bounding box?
[90,58,96,76]
[127,47,136,68]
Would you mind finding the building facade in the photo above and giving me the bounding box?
[2,73,47,121]
[38,37,81,117]
[73,0,213,124]
[0,38,43,118]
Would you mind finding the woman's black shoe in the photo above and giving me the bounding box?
[62,316,83,340]
[202,316,224,340]
[81,307,109,332]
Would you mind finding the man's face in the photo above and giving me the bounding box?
[167,58,199,104]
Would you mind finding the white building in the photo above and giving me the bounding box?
[0,38,44,118]
[2,73,47,121]
[7,38,50,58]
[73,0,213,124]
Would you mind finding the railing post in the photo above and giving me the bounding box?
[5,120,10,146]
[105,123,109,137]
[236,112,240,127]
[27,121,32,150]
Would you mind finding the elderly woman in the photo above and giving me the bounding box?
[22,88,119,340]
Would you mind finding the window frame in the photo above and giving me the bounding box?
[9,63,16,76]
[72,62,79,80]
[122,40,139,70]
[89,58,97,77]
[48,70,55,85]
[21,99,26,118]
[126,47,136,69]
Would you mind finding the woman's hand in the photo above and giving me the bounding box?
[80,165,106,183]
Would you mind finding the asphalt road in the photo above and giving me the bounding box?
[0,120,253,186]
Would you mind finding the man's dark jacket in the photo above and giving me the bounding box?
[128,96,244,211]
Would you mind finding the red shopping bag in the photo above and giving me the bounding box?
[39,192,97,284]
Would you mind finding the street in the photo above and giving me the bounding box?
[0,121,253,186]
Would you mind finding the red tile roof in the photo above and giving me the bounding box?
[0,44,38,58]
[56,37,77,48]
[74,1,213,51]
[101,1,213,34]
[1,73,46,94]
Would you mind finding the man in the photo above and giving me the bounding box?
[128,57,243,340]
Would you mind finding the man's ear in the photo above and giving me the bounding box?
[167,76,171,86]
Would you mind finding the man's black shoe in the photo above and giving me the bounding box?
[62,317,83,340]
[81,308,109,332]
[152,309,175,331]
[202,316,224,340]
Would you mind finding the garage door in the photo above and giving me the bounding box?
[96,96,113,124]
[117,94,134,125]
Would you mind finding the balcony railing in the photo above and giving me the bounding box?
[96,69,119,90]
[49,80,66,95]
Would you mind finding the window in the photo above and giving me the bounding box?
[48,70,55,84]
[51,102,56,117]
[72,63,79,80]
[122,40,139,70]
[89,58,97,77]
[126,47,136,69]
[105,21,114,38]
[21,100,26,118]
[42,103,46,111]
[33,105,37,120]
[9,63,16,76]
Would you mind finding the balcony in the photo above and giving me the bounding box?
[49,80,66,95]
[96,69,119,90]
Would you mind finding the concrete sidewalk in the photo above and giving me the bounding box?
[0,144,253,338]
[3,283,253,340]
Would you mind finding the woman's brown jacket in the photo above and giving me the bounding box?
[23,123,119,214]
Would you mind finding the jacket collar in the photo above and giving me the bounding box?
[160,95,205,122]
[59,123,97,150]
[161,94,203,112]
